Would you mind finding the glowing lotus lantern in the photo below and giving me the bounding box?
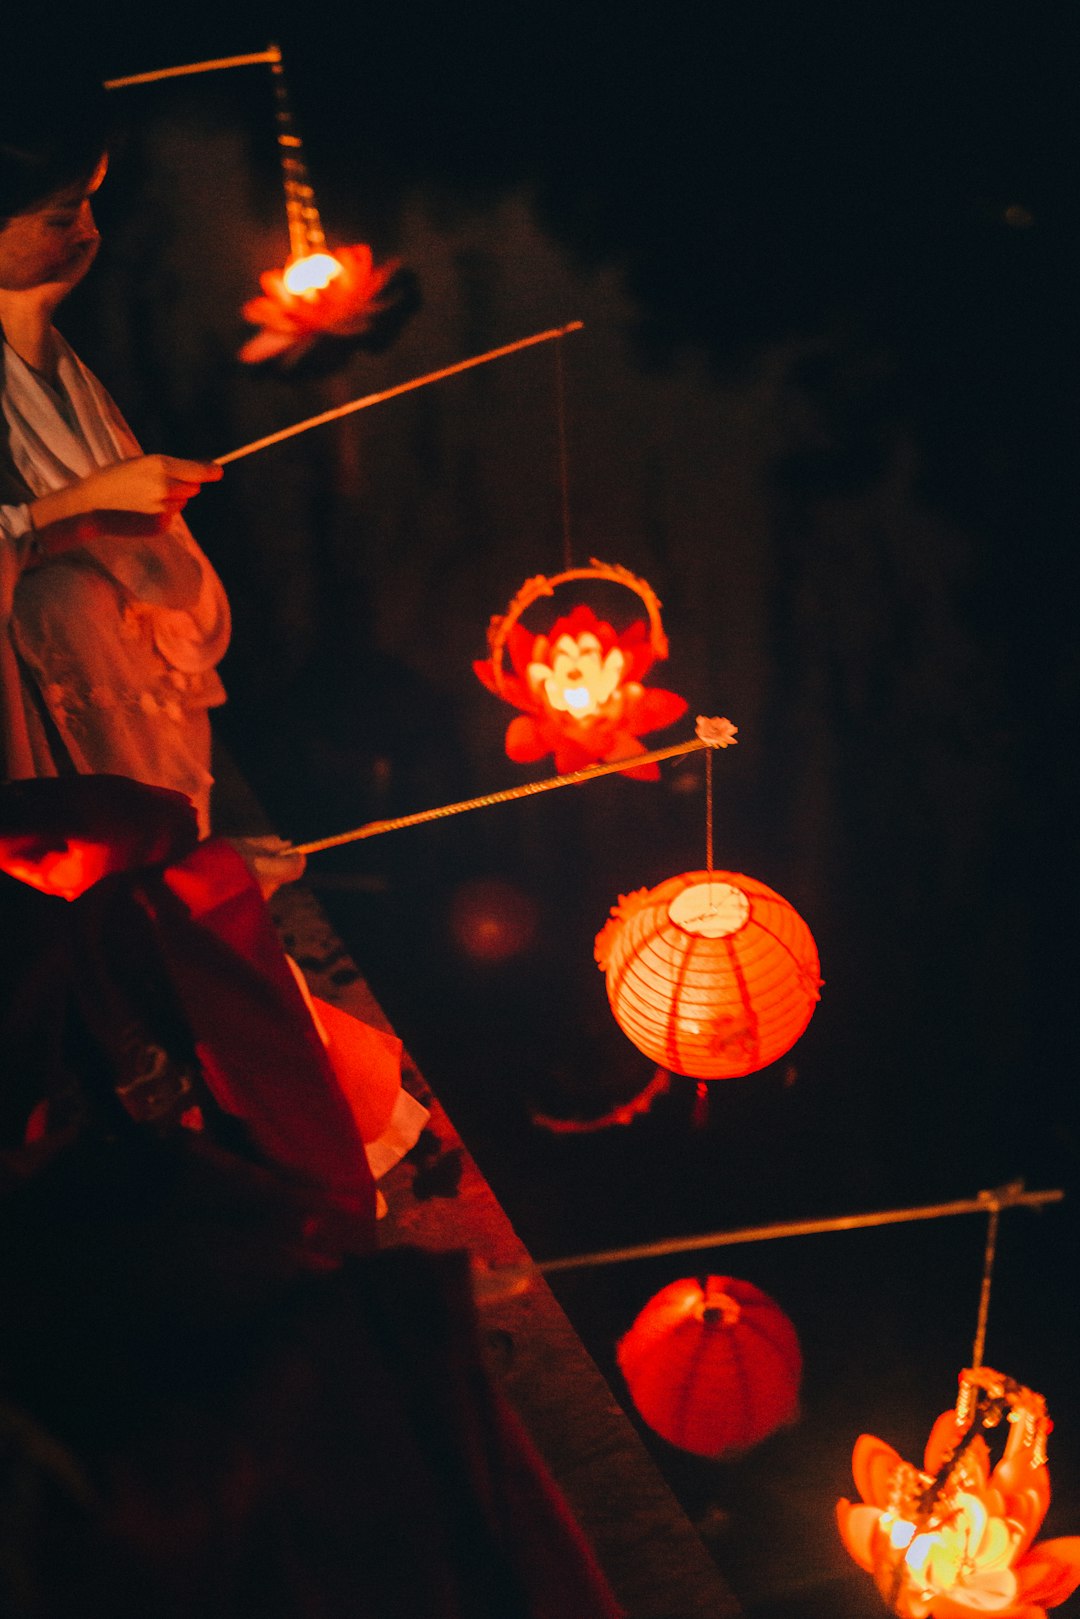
[837,1366,1080,1618]
[239,242,404,366]
[617,1275,802,1457]
[239,49,405,366]
[595,869,821,1079]
[474,561,687,777]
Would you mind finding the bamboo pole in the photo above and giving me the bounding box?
[104,50,281,90]
[290,730,718,856]
[535,1185,1064,1276]
[216,322,585,465]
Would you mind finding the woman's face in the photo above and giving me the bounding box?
[0,153,107,294]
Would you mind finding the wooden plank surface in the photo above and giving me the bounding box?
[271,877,742,1619]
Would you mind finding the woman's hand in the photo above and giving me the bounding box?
[25,455,223,561]
[76,454,223,516]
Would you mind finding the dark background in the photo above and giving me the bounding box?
[54,6,1080,1612]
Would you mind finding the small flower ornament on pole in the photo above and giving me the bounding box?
[473,560,688,777]
[837,1365,1080,1618]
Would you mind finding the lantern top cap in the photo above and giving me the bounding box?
[668,880,749,939]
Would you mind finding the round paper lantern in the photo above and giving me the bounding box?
[617,1275,802,1457]
[594,869,821,1079]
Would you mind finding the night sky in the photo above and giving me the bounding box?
[43,7,1080,1613]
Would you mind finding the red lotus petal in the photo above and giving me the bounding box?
[472,658,500,696]
[836,1499,880,1573]
[625,686,688,735]
[994,1452,1051,1555]
[925,1408,969,1474]
[618,618,656,680]
[507,621,540,679]
[1015,1540,1080,1609]
[851,1433,904,1510]
[1000,1484,1052,1560]
[929,1597,1045,1619]
[547,604,611,650]
[237,328,301,365]
[505,715,550,763]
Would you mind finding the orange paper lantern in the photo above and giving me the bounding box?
[595,870,822,1079]
[617,1275,802,1457]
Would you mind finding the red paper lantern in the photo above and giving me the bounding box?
[617,1275,802,1457]
[595,870,821,1079]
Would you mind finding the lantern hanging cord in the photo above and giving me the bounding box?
[267,44,325,261]
[290,716,736,855]
[215,323,584,465]
[105,48,280,90]
[705,746,714,874]
[971,1194,1002,1370]
[555,336,572,571]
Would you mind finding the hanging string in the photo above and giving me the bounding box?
[554,336,573,570]
[267,44,326,262]
[216,322,584,464]
[290,718,735,855]
[971,1198,1001,1370]
[694,749,717,1130]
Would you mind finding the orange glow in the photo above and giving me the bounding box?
[595,870,821,1079]
[281,251,344,295]
[837,1367,1080,1617]
[448,878,539,963]
[617,1275,801,1457]
[239,241,402,364]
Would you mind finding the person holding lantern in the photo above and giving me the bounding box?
[0,65,230,838]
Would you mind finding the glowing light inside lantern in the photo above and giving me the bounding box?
[282,252,344,295]
[667,880,749,939]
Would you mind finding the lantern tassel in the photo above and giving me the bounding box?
[691,1081,710,1129]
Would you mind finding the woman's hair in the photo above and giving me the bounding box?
[0,61,111,223]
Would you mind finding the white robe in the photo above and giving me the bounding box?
[0,335,230,833]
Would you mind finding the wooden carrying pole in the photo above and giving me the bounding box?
[216,323,585,466]
[535,1185,1063,1276]
[105,50,281,90]
[289,732,718,856]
